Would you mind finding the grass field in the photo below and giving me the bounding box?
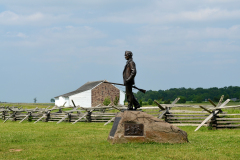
[0,121,240,160]
[1,101,240,108]
[0,103,55,109]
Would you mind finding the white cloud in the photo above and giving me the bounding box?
[109,39,127,46]
[0,11,42,24]
[0,11,18,21]
[182,25,240,40]
[1,25,107,55]
[0,11,70,26]
[17,32,27,38]
[206,0,238,3]
[179,8,240,21]
[136,24,240,43]
[27,12,44,21]
[1,1,240,26]
[98,8,240,24]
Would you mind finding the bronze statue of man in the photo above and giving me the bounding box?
[123,51,140,110]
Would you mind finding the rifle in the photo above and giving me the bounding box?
[103,81,146,93]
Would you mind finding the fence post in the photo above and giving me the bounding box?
[68,113,72,122]
[2,111,6,120]
[28,112,32,122]
[209,112,217,130]
[87,111,92,122]
[12,112,17,121]
[44,112,50,122]
[164,107,170,123]
[164,114,168,123]
[58,108,62,113]
[102,109,105,113]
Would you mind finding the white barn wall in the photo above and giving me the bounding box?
[119,90,125,105]
[69,90,91,108]
[55,96,70,107]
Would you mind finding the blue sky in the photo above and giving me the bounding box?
[1,0,240,103]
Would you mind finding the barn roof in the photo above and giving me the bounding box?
[55,80,105,98]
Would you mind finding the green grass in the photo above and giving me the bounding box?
[0,121,240,160]
[0,103,55,109]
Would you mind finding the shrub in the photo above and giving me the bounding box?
[196,96,203,103]
[142,101,148,106]
[113,96,119,105]
[139,100,143,107]
[213,96,220,102]
[178,96,186,103]
[148,99,153,105]
[164,99,171,104]
[103,97,111,106]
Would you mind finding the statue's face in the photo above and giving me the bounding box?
[125,53,130,60]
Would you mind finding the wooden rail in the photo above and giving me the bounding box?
[1,104,240,130]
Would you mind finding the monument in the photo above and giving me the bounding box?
[123,51,140,110]
[107,111,188,144]
[107,51,188,144]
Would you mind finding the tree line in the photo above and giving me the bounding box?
[134,86,240,103]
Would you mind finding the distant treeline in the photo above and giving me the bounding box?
[134,86,240,103]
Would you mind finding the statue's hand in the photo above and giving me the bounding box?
[126,75,133,82]
[126,73,134,82]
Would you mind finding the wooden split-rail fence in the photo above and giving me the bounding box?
[1,96,240,131]
[0,105,117,124]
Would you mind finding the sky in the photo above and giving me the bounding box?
[1,0,240,103]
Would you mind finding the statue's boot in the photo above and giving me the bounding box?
[133,96,140,110]
[133,105,140,110]
[127,104,133,110]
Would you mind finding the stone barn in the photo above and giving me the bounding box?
[54,80,125,107]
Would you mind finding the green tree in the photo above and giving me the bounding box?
[113,96,119,105]
[213,96,220,102]
[34,97,37,103]
[103,97,111,106]
[50,98,55,103]
[139,99,143,107]
[178,96,186,103]
[148,99,153,105]
[134,86,240,103]
[164,99,171,104]
[196,96,203,103]
[224,95,229,101]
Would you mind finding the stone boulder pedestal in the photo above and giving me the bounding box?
[107,111,188,144]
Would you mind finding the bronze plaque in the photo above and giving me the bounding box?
[124,123,144,136]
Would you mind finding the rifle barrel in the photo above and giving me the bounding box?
[103,82,124,86]
[103,81,146,93]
